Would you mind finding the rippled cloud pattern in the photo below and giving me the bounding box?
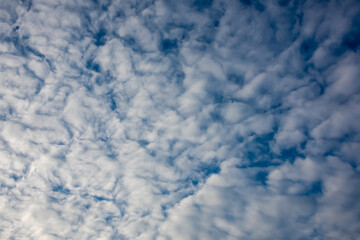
[1,0,360,239]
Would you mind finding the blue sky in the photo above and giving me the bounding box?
[0,0,360,239]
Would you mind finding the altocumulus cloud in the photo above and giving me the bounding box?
[0,0,360,239]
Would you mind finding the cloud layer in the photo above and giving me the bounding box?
[1,0,360,239]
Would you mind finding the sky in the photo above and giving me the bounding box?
[0,0,360,239]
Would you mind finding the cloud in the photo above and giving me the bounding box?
[0,0,359,239]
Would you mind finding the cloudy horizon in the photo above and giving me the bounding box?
[1,0,360,239]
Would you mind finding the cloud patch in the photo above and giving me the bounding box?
[0,0,360,239]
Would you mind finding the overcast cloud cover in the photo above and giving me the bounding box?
[0,0,360,239]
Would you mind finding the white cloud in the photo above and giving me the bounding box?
[0,0,359,239]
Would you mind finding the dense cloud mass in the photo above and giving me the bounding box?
[0,0,360,239]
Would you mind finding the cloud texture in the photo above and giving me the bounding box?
[0,0,360,239]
